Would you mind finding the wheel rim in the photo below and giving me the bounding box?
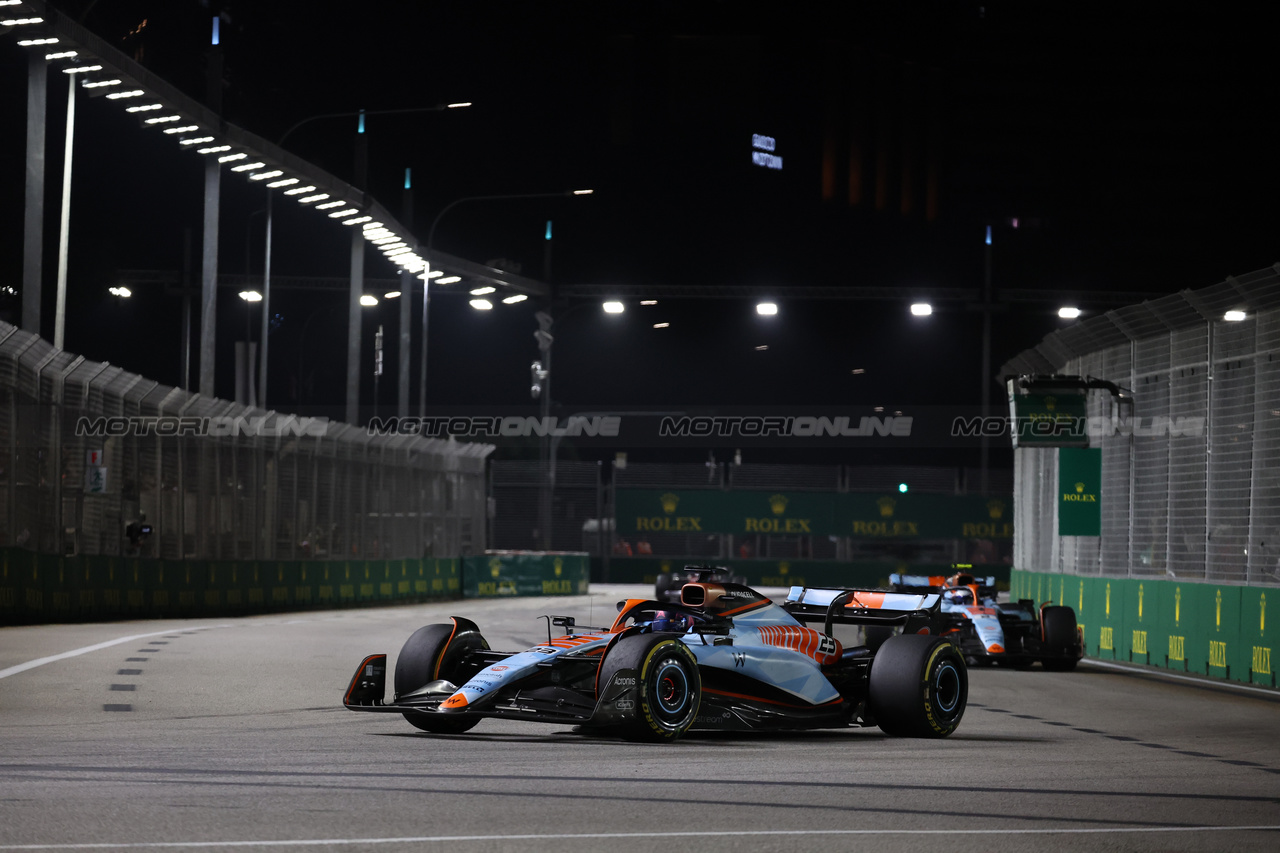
[650,656,691,722]
[933,660,962,717]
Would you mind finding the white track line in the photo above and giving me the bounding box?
[1083,658,1280,697]
[0,628,214,680]
[1,826,1278,849]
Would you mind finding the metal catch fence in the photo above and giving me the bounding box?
[0,321,492,561]
[1004,267,1280,586]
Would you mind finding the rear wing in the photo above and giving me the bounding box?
[782,586,940,637]
[889,573,998,599]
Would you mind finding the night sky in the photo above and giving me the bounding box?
[1,1,1277,466]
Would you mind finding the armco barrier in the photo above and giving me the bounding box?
[1012,569,1276,688]
[0,548,461,624]
[598,557,1010,590]
[461,552,590,599]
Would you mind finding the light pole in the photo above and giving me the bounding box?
[420,189,593,417]
[237,289,263,405]
[981,225,993,495]
[527,299,622,550]
[265,103,471,415]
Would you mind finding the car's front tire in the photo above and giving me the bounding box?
[598,634,701,742]
[394,621,488,734]
[868,634,967,737]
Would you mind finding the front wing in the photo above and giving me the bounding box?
[343,653,603,726]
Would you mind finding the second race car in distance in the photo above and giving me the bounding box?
[654,564,747,603]
[344,581,968,741]
[888,570,1084,670]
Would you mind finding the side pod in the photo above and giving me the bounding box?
[344,654,388,708]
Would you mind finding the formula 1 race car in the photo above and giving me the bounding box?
[344,581,967,741]
[888,571,1083,670]
[654,564,747,603]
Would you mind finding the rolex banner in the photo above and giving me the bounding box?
[613,490,1013,540]
[1008,390,1089,447]
[1058,447,1102,536]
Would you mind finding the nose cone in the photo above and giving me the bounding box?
[441,693,470,710]
[986,643,1005,654]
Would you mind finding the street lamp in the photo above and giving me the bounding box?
[237,289,263,406]
[265,103,471,417]
[530,301,623,549]
[419,188,594,416]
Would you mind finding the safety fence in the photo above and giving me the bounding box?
[1013,568,1275,687]
[1004,268,1280,587]
[0,321,492,564]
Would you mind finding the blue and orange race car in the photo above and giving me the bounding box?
[344,581,968,741]
[888,571,1083,670]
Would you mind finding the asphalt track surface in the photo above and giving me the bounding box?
[2,585,1278,853]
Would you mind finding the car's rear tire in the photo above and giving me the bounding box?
[598,634,701,742]
[1040,606,1080,671]
[394,622,488,734]
[654,572,673,597]
[868,635,967,738]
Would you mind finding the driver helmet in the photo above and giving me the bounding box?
[651,610,691,633]
[945,588,970,604]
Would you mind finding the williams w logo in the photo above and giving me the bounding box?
[732,653,746,668]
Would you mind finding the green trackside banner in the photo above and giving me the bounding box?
[613,490,1013,539]
[1012,569,1276,688]
[0,549,462,624]
[1058,447,1102,536]
[461,552,590,599]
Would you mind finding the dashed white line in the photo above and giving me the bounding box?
[0,627,218,680]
